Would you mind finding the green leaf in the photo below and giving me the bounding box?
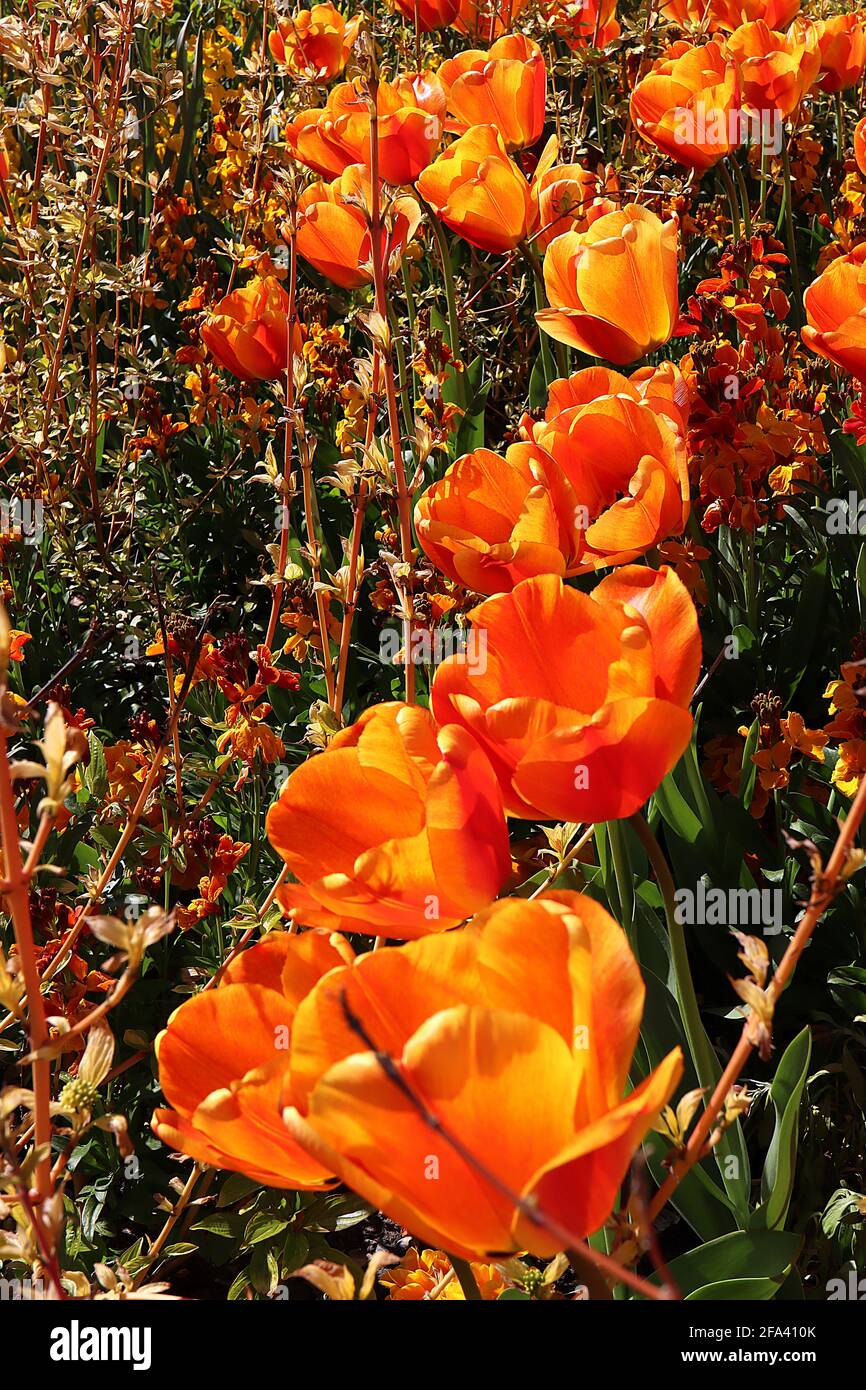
[753,1026,812,1231]
[83,732,109,801]
[646,1230,802,1298]
[244,1212,291,1246]
[685,1277,784,1301]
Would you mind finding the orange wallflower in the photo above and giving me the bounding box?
[416,124,532,253]
[438,34,546,150]
[387,0,460,30]
[537,204,680,363]
[153,931,348,1189]
[266,702,512,939]
[530,136,620,250]
[802,243,866,381]
[282,893,683,1258]
[724,20,819,117]
[431,566,701,822]
[660,0,799,28]
[806,13,866,95]
[417,124,530,252]
[414,445,582,593]
[268,4,361,81]
[630,40,741,172]
[856,116,866,179]
[202,276,297,382]
[380,1247,508,1299]
[296,165,421,289]
[542,0,621,50]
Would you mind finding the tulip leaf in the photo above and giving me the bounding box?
[684,1277,785,1301]
[643,1230,802,1299]
[752,1026,812,1232]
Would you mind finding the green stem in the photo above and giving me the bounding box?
[426,209,466,410]
[717,159,741,244]
[629,812,716,1097]
[781,139,803,328]
[607,819,636,953]
[450,1254,483,1300]
[730,156,752,241]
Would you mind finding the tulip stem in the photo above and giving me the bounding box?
[729,157,752,242]
[780,138,803,329]
[425,207,467,411]
[628,811,721,1105]
[449,1255,483,1300]
[607,820,636,952]
[716,160,740,245]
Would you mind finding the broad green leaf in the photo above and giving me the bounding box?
[753,1026,812,1231]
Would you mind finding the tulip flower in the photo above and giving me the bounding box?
[414,445,583,593]
[724,21,820,118]
[542,0,621,50]
[282,892,683,1257]
[387,0,460,31]
[285,106,356,179]
[326,80,442,184]
[296,165,422,289]
[530,136,620,251]
[431,565,701,821]
[202,276,297,382]
[659,0,799,29]
[416,367,689,592]
[438,34,546,150]
[856,116,866,179]
[536,204,680,363]
[519,371,690,571]
[268,4,361,82]
[416,124,532,253]
[153,931,349,1188]
[630,40,741,172]
[288,80,441,185]
[266,702,512,939]
[802,244,866,382]
[806,13,866,95]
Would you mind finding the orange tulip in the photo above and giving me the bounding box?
[806,14,866,95]
[285,106,355,179]
[802,244,866,382]
[416,366,689,593]
[414,445,582,593]
[431,565,701,821]
[387,0,460,31]
[537,204,680,364]
[266,702,512,939]
[296,165,421,289]
[438,34,546,151]
[518,368,690,571]
[723,20,819,117]
[268,4,361,81]
[855,116,866,179]
[659,0,800,31]
[453,0,530,40]
[153,931,349,1189]
[201,276,297,382]
[541,0,621,50]
[288,80,441,185]
[282,892,683,1257]
[415,124,532,253]
[530,136,620,251]
[630,40,741,172]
